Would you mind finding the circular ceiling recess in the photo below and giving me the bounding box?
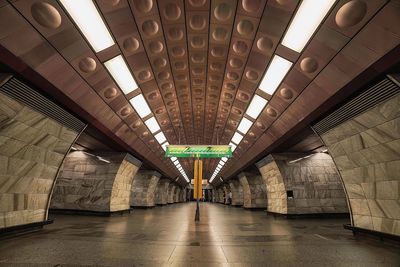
[120,107,131,116]
[276,0,290,6]
[164,92,173,99]
[31,2,62,29]
[148,91,159,100]
[280,88,294,100]
[157,71,170,80]
[266,107,278,117]
[133,0,153,13]
[153,57,167,68]
[227,72,239,81]
[225,83,236,91]
[149,40,163,54]
[229,58,243,68]
[214,3,232,22]
[132,120,141,129]
[172,46,185,57]
[237,20,254,36]
[212,27,228,42]
[123,37,140,53]
[257,36,273,53]
[210,62,222,71]
[190,15,206,31]
[138,70,151,81]
[192,67,203,75]
[155,107,165,114]
[245,70,258,81]
[142,20,159,36]
[176,74,187,81]
[104,87,117,99]
[161,82,172,90]
[191,54,205,63]
[232,108,242,115]
[78,57,96,73]
[168,27,183,41]
[188,0,206,8]
[233,40,248,55]
[300,57,319,73]
[209,74,220,81]
[163,3,181,21]
[191,36,205,49]
[238,92,250,101]
[108,0,120,6]
[242,0,262,13]
[335,0,367,28]
[174,61,186,70]
[224,92,233,99]
[211,47,224,57]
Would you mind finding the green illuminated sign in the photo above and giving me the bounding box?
[166,145,232,158]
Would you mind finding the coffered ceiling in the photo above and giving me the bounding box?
[0,0,399,185]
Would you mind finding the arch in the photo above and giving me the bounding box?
[238,171,267,209]
[155,179,170,205]
[229,179,243,206]
[130,170,161,207]
[167,184,176,204]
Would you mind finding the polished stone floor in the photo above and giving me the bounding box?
[0,202,399,266]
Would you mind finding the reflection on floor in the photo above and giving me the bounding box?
[0,202,399,266]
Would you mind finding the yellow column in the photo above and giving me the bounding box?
[193,159,203,199]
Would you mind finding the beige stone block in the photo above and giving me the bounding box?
[0,138,27,157]
[353,214,374,230]
[335,155,357,170]
[346,183,366,199]
[350,198,371,216]
[347,151,372,167]
[367,199,385,217]
[376,199,400,220]
[0,193,14,211]
[376,180,398,200]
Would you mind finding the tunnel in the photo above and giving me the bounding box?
[0,0,399,265]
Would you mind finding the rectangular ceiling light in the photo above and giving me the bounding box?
[281,0,336,53]
[161,142,169,151]
[259,55,292,95]
[237,117,253,135]
[221,157,228,162]
[130,94,151,118]
[171,157,177,162]
[246,95,268,120]
[60,0,115,52]
[229,142,237,152]
[154,132,167,144]
[104,55,138,95]
[145,117,160,134]
[173,161,179,166]
[231,132,244,145]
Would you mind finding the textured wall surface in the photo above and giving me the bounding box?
[223,184,230,204]
[257,153,348,215]
[229,180,243,206]
[0,92,79,228]
[155,179,170,205]
[216,188,225,203]
[319,95,400,236]
[174,187,181,203]
[51,152,140,212]
[238,171,267,209]
[167,184,176,204]
[131,170,160,207]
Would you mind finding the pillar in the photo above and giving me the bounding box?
[167,184,176,204]
[223,184,230,204]
[155,179,170,205]
[257,153,348,215]
[229,180,244,206]
[238,170,267,209]
[51,152,141,213]
[217,188,225,203]
[174,187,181,203]
[130,170,161,208]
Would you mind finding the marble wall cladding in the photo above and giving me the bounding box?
[223,184,230,204]
[229,180,244,206]
[167,184,176,204]
[319,95,400,236]
[155,179,170,205]
[174,187,181,203]
[257,153,348,215]
[130,170,161,207]
[217,188,225,203]
[238,171,267,209]
[0,92,79,228]
[51,152,140,212]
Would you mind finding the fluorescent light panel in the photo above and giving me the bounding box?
[104,55,138,95]
[161,142,169,151]
[229,142,237,151]
[231,132,243,145]
[145,117,160,133]
[281,0,336,53]
[259,55,292,95]
[130,94,151,118]
[237,117,253,135]
[221,157,228,162]
[60,0,115,52]
[246,95,267,120]
[154,132,166,144]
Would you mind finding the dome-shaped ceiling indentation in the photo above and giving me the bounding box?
[157,71,170,80]
[237,20,254,36]
[172,46,185,57]
[229,58,243,68]
[209,74,220,81]
[142,20,159,36]
[194,89,202,94]
[190,15,206,31]
[266,107,277,117]
[256,121,266,130]
[155,107,165,114]
[221,108,229,113]
[211,47,224,57]
[31,2,62,29]
[214,3,232,22]
[192,67,204,75]
[120,107,131,116]
[335,0,367,28]
[212,27,228,42]
[153,57,167,68]
[209,94,218,99]
[193,78,203,85]
[149,40,163,54]
[148,91,159,100]
[227,72,239,81]
[168,27,183,41]
[167,101,175,106]
[210,62,222,71]
[141,131,149,138]
[300,57,319,73]
[222,101,230,107]
[232,108,242,115]
[161,82,172,90]
[280,88,293,100]
[163,3,181,21]
[78,57,96,73]
[174,61,186,70]
[225,83,236,90]
[209,85,219,91]
[123,36,140,53]
[138,70,151,81]
[224,92,233,99]
[104,87,118,99]
[257,36,273,53]
[108,0,120,6]
[188,0,207,7]
[238,91,250,101]
[233,40,248,55]
[191,36,205,49]
[132,120,142,129]
[176,74,187,81]
[133,0,153,13]
[160,119,169,126]
[245,70,258,81]
[248,131,256,138]
[242,0,262,13]
[191,54,205,63]
[164,92,174,99]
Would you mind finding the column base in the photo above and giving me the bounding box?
[131,206,155,209]
[49,208,132,217]
[0,220,53,237]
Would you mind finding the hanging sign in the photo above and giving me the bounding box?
[165,145,232,158]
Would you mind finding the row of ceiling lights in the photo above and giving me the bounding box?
[59,0,189,182]
[209,0,337,183]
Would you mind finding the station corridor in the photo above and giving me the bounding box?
[0,202,398,266]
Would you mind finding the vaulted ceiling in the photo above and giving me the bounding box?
[0,0,399,185]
